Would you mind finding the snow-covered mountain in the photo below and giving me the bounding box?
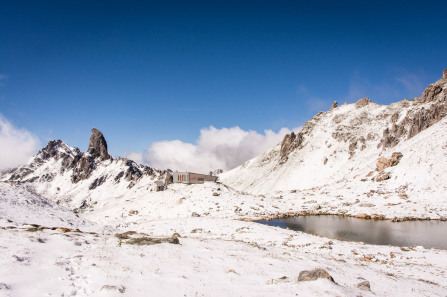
[2,73,447,297]
[220,71,447,200]
[2,128,169,210]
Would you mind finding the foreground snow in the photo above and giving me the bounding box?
[1,182,447,296]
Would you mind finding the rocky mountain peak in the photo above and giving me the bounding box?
[87,128,111,160]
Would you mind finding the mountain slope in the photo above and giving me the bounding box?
[220,73,447,199]
[1,129,168,211]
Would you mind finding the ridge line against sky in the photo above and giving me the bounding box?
[1,0,446,171]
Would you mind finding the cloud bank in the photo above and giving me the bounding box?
[0,115,40,171]
[125,126,299,173]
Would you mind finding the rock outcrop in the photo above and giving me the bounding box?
[380,71,447,149]
[297,268,334,282]
[330,101,338,110]
[355,97,371,107]
[280,132,304,163]
[376,152,403,171]
[87,128,111,160]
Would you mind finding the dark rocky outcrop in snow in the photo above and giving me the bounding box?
[87,128,111,160]
[279,112,327,163]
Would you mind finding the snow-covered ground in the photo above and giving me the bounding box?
[1,181,447,296]
[2,76,447,296]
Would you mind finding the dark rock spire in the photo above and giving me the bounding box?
[87,128,111,160]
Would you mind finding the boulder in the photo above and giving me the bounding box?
[357,280,371,291]
[376,156,391,171]
[297,268,334,282]
[87,128,111,160]
[376,152,403,171]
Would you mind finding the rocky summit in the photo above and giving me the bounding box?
[87,128,111,160]
[2,128,167,210]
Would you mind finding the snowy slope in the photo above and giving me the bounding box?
[1,182,447,297]
[220,76,447,202]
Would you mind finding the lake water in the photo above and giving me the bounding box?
[257,215,447,250]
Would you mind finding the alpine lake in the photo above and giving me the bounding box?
[258,215,447,250]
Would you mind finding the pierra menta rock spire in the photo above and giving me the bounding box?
[87,128,111,160]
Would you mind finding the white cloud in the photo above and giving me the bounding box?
[122,151,144,164]
[0,115,40,171]
[125,126,299,173]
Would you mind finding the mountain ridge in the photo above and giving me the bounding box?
[219,72,447,198]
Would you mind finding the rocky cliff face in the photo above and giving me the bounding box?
[2,128,167,210]
[379,74,447,149]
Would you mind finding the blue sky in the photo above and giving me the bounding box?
[1,0,447,167]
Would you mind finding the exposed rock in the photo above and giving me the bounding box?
[419,84,443,103]
[280,132,296,160]
[391,112,399,123]
[375,172,391,182]
[349,139,357,152]
[330,101,338,110]
[357,280,371,291]
[376,152,403,171]
[407,102,447,139]
[297,268,334,282]
[323,157,328,165]
[89,176,107,190]
[114,171,124,183]
[71,156,96,183]
[380,75,447,149]
[444,69,447,80]
[390,152,403,166]
[124,161,142,181]
[87,128,111,160]
[356,97,371,108]
[376,156,391,171]
[279,132,304,163]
